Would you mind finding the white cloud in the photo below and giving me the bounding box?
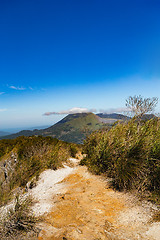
[43,107,131,116]
[99,107,130,114]
[9,86,26,90]
[44,107,97,116]
[0,109,7,112]
[8,85,34,91]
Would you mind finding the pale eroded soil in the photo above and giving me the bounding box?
[35,159,160,240]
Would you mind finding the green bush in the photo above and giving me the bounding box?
[83,118,160,201]
[69,144,79,158]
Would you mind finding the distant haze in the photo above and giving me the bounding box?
[1,125,50,134]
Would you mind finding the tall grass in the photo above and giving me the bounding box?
[0,136,79,206]
[82,118,160,201]
[0,195,39,239]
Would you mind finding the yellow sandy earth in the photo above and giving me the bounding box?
[37,166,134,240]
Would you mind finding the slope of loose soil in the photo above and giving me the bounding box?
[35,160,160,240]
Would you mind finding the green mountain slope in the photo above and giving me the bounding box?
[39,112,105,143]
[2,112,155,143]
[1,113,106,144]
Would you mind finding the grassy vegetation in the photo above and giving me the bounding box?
[0,195,39,240]
[0,135,79,206]
[82,118,160,203]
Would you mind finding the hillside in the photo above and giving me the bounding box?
[1,113,106,144]
[0,131,10,137]
[97,113,130,121]
[40,112,106,143]
[141,113,157,120]
[1,113,157,144]
[1,118,160,239]
[0,136,78,207]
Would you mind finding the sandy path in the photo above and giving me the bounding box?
[30,165,75,216]
[29,159,160,240]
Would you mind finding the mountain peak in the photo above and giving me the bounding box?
[0,112,131,143]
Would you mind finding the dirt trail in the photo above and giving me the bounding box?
[33,159,160,240]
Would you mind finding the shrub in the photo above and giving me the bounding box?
[0,136,79,206]
[69,144,79,158]
[0,195,38,239]
[82,118,160,201]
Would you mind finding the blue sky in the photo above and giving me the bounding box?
[0,0,160,130]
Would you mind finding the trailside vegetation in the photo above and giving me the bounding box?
[0,135,79,206]
[0,195,39,240]
[82,118,160,203]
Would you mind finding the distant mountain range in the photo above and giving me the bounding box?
[0,131,10,137]
[0,113,156,144]
[0,113,106,143]
[97,113,130,120]
[1,125,50,134]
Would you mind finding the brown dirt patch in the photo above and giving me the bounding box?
[38,166,160,240]
[38,167,126,239]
